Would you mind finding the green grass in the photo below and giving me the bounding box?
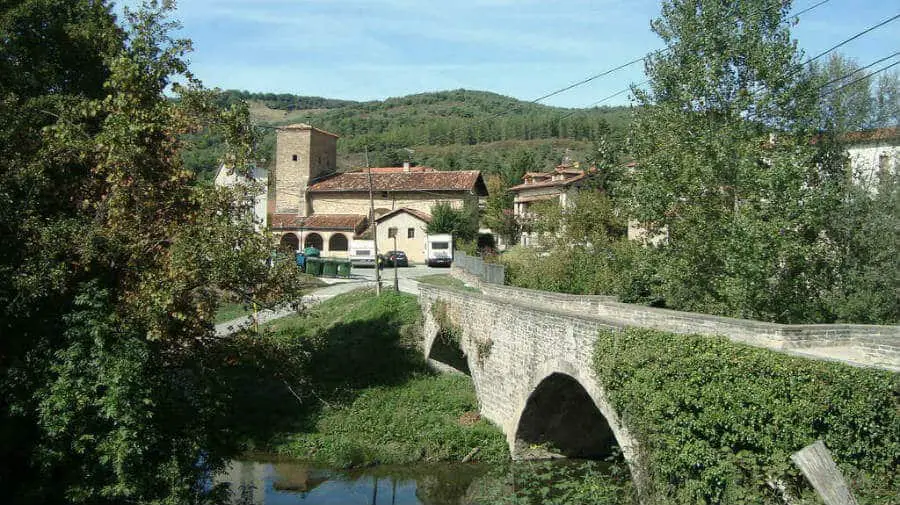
[214,302,254,323]
[214,275,325,323]
[214,289,507,467]
[278,374,508,467]
[417,274,480,292]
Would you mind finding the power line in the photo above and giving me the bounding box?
[805,12,900,66]
[819,51,900,90]
[414,0,835,148]
[822,57,900,97]
[560,11,899,125]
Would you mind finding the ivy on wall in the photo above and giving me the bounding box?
[592,327,899,504]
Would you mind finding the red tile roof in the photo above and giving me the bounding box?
[357,166,436,174]
[308,170,488,195]
[271,213,367,231]
[508,173,587,192]
[842,127,900,144]
[375,207,432,224]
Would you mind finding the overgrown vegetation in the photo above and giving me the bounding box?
[220,290,507,468]
[468,460,637,505]
[593,327,900,504]
[0,2,306,503]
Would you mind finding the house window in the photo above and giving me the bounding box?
[388,227,397,238]
[292,154,298,161]
[407,228,415,239]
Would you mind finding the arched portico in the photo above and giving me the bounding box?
[304,232,323,250]
[279,232,299,251]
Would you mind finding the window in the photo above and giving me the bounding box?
[291,154,298,161]
[328,233,349,251]
[432,242,449,250]
[388,227,397,238]
[407,228,415,239]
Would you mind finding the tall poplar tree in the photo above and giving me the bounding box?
[628,0,841,322]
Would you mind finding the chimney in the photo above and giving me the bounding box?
[403,161,410,173]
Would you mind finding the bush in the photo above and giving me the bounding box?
[593,327,900,504]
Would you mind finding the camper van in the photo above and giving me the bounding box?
[425,234,453,267]
[349,239,377,267]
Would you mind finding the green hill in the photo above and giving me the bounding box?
[184,89,632,182]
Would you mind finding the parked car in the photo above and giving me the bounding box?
[385,250,409,267]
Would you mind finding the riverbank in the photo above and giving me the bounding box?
[220,289,508,467]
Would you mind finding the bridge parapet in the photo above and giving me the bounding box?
[477,283,899,370]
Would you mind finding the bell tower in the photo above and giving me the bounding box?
[273,123,338,216]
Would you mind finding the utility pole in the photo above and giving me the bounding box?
[392,234,399,292]
[365,146,382,295]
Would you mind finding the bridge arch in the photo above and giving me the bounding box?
[510,359,642,484]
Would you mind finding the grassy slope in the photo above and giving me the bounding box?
[417,274,479,292]
[218,289,508,468]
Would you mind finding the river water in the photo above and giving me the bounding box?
[215,458,496,505]
[214,456,632,505]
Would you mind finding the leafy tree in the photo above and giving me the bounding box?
[0,1,303,503]
[628,0,841,322]
[481,175,519,246]
[812,53,900,132]
[427,201,479,242]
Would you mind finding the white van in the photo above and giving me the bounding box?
[425,234,453,267]
[349,239,377,267]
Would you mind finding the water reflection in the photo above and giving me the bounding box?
[216,459,489,505]
[215,457,633,505]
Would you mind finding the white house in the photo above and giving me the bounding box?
[374,208,432,263]
[214,164,268,231]
[844,127,899,189]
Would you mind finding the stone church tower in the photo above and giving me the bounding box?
[273,123,338,216]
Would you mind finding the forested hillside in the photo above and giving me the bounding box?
[183,89,632,181]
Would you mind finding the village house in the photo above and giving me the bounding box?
[270,123,487,260]
[507,162,590,247]
[844,127,899,188]
[213,163,268,231]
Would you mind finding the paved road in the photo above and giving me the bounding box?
[214,264,450,336]
[351,263,451,295]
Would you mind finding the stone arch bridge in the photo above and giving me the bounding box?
[417,281,899,494]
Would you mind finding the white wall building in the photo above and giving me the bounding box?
[214,164,268,231]
[844,128,899,189]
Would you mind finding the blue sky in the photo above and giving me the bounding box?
[123,0,899,108]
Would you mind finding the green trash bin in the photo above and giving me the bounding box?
[305,257,323,276]
[322,258,338,277]
[336,260,351,278]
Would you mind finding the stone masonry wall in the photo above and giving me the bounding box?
[274,126,337,216]
[472,279,899,367]
[418,284,646,492]
[419,281,898,500]
[310,191,471,217]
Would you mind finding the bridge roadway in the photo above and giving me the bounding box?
[418,279,899,498]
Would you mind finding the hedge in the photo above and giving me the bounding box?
[593,328,899,504]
